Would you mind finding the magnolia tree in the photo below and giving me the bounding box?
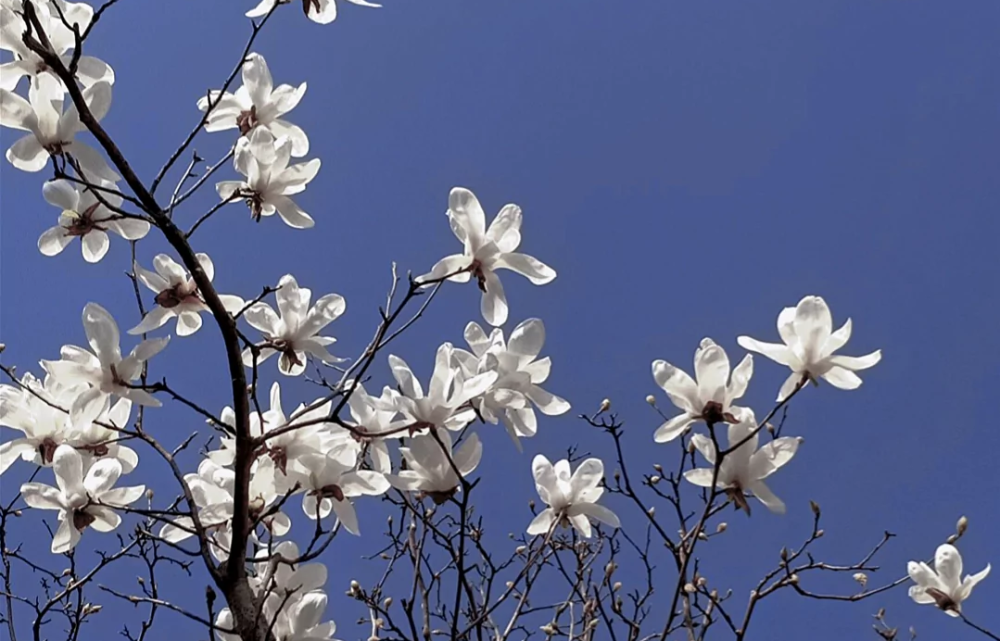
[0,2,994,641]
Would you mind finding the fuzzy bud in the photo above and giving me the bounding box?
[684,582,696,593]
[816,529,824,538]
[698,531,709,541]
[956,516,968,537]
[515,545,527,555]
[599,398,611,413]
[697,576,707,588]
[779,547,788,561]
[383,597,393,609]
[647,506,655,517]
[649,475,661,485]
[613,581,622,591]
[653,463,663,473]
[145,488,154,501]
[605,561,616,577]
[809,500,821,517]
[788,574,799,584]
[716,522,727,534]
[645,395,657,406]
[853,572,868,588]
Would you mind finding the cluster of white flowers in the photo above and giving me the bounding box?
[1,0,991,636]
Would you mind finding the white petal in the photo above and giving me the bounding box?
[526,508,554,535]
[653,413,695,443]
[748,480,785,514]
[652,360,699,413]
[493,252,556,285]
[828,350,882,371]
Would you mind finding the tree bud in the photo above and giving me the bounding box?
[809,500,821,516]
[649,475,661,485]
[956,515,968,536]
[613,581,622,591]
[684,582,696,593]
[697,576,707,588]
[645,395,657,405]
[599,398,611,413]
[716,522,727,533]
[515,545,527,555]
[853,572,868,588]
[653,463,663,473]
[647,506,655,517]
[383,597,392,608]
[145,488,154,501]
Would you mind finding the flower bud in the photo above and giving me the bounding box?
[645,395,657,406]
[815,529,824,538]
[145,488,154,501]
[716,522,727,534]
[809,500,821,517]
[653,463,663,473]
[528,499,535,510]
[875,608,885,621]
[649,475,661,485]
[788,574,799,584]
[956,515,968,537]
[383,597,393,608]
[515,545,526,555]
[766,422,776,435]
[696,576,707,588]
[647,506,655,517]
[687,440,696,454]
[380,553,390,560]
[779,547,788,561]
[698,531,709,541]
[613,581,622,591]
[614,469,621,481]
[684,583,696,593]
[604,561,616,577]
[599,398,611,413]
[853,572,868,588]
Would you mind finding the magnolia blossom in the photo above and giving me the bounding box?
[197,52,308,156]
[20,445,144,553]
[0,0,113,92]
[66,396,138,473]
[738,296,882,401]
[41,303,169,426]
[684,408,801,515]
[0,80,119,179]
[241,274,346,376]
[296,445,390,535]
[386,343,497,432]
[160,457,289,560]
[249,541,327,599]
[128,253,244,337]
[216,127,321,228]
[907,544,990,616]
[341,383,395,472]
[651,338,753,443]
[38,179,149,263]
[419,187,556,326]
[453,319,570,448]
[527,455,620,539]
[1,373,80,474]
[388,428,482,504]
[247,0,380,24]
[217,591,338,641]
[258,382,339,479]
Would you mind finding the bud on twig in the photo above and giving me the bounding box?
[647,506,655,517]
[854,572,868,589]
[383,597,392,608]
[598,398,611,414]
[645,395,657,406]
[716,522,727,534]
[956,515,968,537]
[684,582,696,593]
[613,581,622,591]
[810,500,821,517]
[649,475,661,485]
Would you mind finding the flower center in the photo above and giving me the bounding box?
[63,203,106,237]
[469,259,488,292]
[154,282,201,308]
[244,191,265,222]
[37,438,60,465]
[236,105,259,135]
[310,484,345,502]
[72,509,96,532]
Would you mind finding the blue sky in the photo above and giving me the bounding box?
[2,1,999,639]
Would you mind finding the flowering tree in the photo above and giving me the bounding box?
[0,2,994,641]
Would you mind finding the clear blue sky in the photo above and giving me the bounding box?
[2,1,998,639]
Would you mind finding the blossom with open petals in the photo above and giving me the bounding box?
[1,373,80,474]
[38,179,149,263]
[652,338,752,443]
[0,1,113,93]
[385,343,497,432]
[216,590,339,641]
[241,274,346,376]
[684,408,801,515]
[41,303,169,426]
[0,80,119,179]
[908,544,990,616]
[246,0,380,24]
[216,127,320,228]
[453,319,570,449]
[419,187,556,326]
[20,445,144,553]
[528,455,619,538]
[387,428,481,504]
[197,52,309,156]
[128,253,244,337]
[296,445,390,535]
[738,296,881,401]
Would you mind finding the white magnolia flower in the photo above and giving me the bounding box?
[0,80,119,179]
[387,428,482,504]
[250,541,327,600]
[66,396,139,474]
[41,303,169,426]
[419,187,556,326]
[341,383,395,473]
[908,544,990,616]
[217,590,338,641]
[0,0,113,92]
[651,338,753,443]
[197,52,308,156]
[20,444,144,553]
[128,253,244,337]
[738,296,882,401]
[160,457,289,560]
[527,455,619,539]
[1,373,81,474]
[241,274,346,376]
[258,382,338,479]
[453,319,570,449]
[247,0,380,25]
[296,445,390,535]
[41,303,170,425]
[38,179,149,263]
[684,408,801,515]
[216,127,321,228]
[386,343,497,432]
